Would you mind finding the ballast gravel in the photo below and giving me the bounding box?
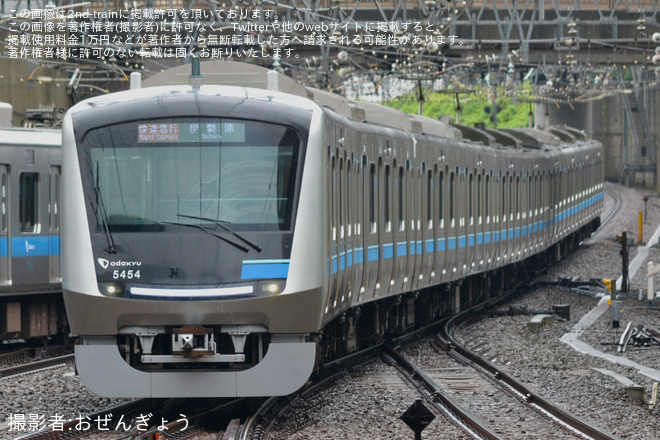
[2,182,660,439]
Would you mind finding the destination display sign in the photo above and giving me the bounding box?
[138,122,246,143]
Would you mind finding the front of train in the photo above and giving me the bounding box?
[61,84,327,397]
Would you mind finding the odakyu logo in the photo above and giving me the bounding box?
[25,241,36,253]
[97,258,142,269]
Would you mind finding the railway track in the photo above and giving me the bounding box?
[0,353,74,378]
[600,187,622,228]
[5,187,621,440]
[434,311,620,440]
[0,348,32,368]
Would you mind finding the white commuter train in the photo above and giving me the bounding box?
[61,62,603,397]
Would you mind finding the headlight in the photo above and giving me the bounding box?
[98,282,125,297]
[259,280,286,295]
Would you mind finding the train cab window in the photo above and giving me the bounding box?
[20,173,39,233]
[86,118,300,232]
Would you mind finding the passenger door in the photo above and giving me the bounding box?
[0,164,9,286]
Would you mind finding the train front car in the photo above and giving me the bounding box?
[62,84,326,397]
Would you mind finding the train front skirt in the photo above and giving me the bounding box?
[74,334,316,397]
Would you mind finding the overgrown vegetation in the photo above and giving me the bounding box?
[386,86,534,129]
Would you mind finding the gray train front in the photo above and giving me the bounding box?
[61,62,603,398]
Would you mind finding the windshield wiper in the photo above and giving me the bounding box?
[93,162,117,254]
[177,214,262,252]
[163,221,250,253]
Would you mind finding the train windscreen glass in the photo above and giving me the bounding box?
[83,119,300,231]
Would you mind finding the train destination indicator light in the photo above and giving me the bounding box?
[138,121,246,143]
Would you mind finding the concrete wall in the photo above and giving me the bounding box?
[537,87,660,190]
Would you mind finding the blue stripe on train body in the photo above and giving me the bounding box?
[7,236,60,257]
[324,192,602,275]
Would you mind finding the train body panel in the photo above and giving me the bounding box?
[62,62,603,398]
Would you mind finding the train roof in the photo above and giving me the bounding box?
[142,61,593,150]
[143,61,463,140]
[0,127,61,147]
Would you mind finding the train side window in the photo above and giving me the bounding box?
[1,172,6,232]
[20,173,39,233]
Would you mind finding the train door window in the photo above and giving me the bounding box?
[384,164,391,231]
[449,171,455,227]
[509,176,514,221]
[49,167,61,232]
[485,175,489,223]
[427,168,433,230]
[355,160,361,237]
[439,170,444,228]
[339,158,344,239]
[468,173,473,225]
[516,176,521,220]
[477,173,482,224]
[539,175,543,214]
[460,171,465,228]
[347,159,352,237]
[398,166,405,231]
[501,176,509,222]
[369,163,377,233]
[531,176,535,218]
[331,156,336,240]
[20,173,39,233]
[1,170,7,232]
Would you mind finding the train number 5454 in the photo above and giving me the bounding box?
[113,270,141,279]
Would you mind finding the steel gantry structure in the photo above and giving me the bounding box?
[1,0,659,185]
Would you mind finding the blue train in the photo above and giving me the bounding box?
[0,104,65,342]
